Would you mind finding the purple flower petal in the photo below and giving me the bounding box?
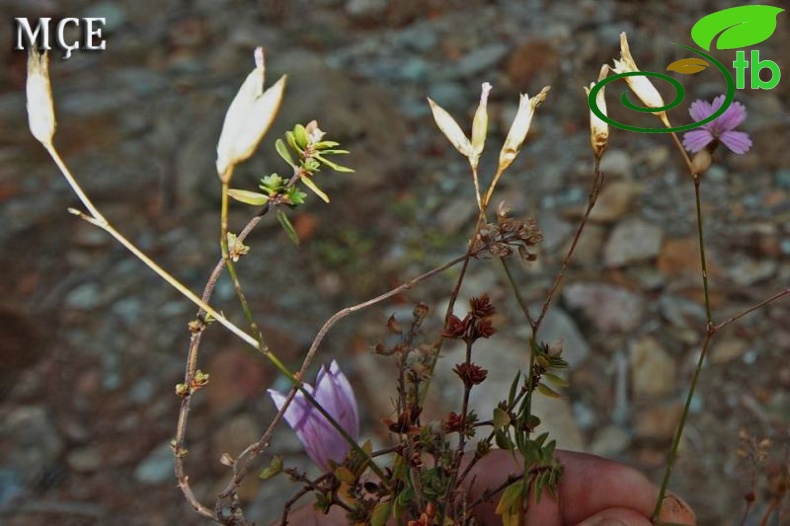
[715,101,747,131]
[682,129,714,153]
[268,361,360,471]
[719,130,753,154]
[710,94,727,112]
[688,99,713,122]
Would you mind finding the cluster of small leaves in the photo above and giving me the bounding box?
[487,341,568,524]
[227,121,352,244]
[472,203,543,261]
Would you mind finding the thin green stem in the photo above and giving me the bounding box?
[651,334,713,520]
[220,181,263,344]
[693,179,713,322]
[653,128,713,521]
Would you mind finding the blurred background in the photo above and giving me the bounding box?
[0,0,787,524]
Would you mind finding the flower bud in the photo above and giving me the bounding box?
[268,361,359,471]
[690,148,712,176]
[216,47,287,180]
[427,97,475,159]
[584,64,610,159]
[611,32,669,126]
[26,48,56,146]
[498,86,550,171]
[471,82,492,159]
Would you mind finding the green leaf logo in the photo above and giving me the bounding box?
[691,5,784,51]
[666,57,710,74]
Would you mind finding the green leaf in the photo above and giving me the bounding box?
[293,124,309,149]
[666,57,710,74]
[508,371,521,405]
[285,131,302,154]
[285,187,306,206]
[493,407,511,431]
[258,455,283,480]
[276,209,300,245]
[315,154,355,173]
[314,140,340,149]
[370,502,392,526]
[496,480,524,525]
[300,175,330,203]
[228,189,270,206]
[543,372,568,388]
[260,173,284,195]
[691,5,784,51]
[275,138,297,168]
[537,383,564,399]
[495,429,513,450]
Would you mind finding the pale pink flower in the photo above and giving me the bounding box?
[269,361,359,471]
[682,95,752,154]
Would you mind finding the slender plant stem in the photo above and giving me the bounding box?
[220,180,263,343]
[535,159,603,328]
[693,179,713,322]
[715,288,789,331]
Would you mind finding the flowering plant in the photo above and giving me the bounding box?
[23,28,787,526]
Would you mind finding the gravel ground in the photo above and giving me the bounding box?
[0,1,787,525]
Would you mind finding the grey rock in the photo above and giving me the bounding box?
[563,282,645,333]
[427,81,469,112]
[727,256,777,286]
[0,406,64,476]
[456,43,510,78]
[81,2,127,32]
[395,24,439,53]
[658,294,707,331]
[589,425,631,457]
[598,149,632,179]
[629,336,676,399]
[0,468,23,507]
[345,0,389,20]
[604,218,663,267]
[134,442,175,484]
[66,446,102,473]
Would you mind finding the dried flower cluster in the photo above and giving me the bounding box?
[472,204,542,261]
[442,294,498,344]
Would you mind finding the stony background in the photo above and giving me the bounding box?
[0,0,787,525]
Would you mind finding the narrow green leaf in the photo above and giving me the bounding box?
[276,209,300,245]
[315,154,355,173]
[537,383,564,399]
[314,140,340,149]
[258,455,283,480]
[508,371,521,405]
[543,372,568,388]
[495,481,523,515]
[275,138,297,168]
[228,189,270,206]
[300,175,330,203]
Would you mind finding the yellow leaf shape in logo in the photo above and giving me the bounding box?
[666,57,710,74]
